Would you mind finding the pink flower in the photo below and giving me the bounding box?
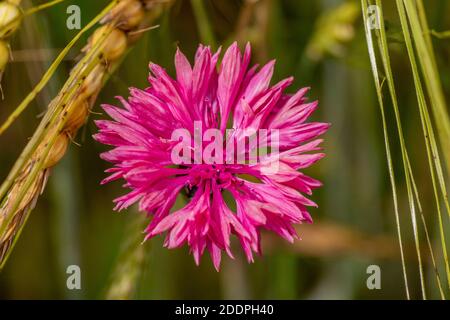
[94,42,329,270]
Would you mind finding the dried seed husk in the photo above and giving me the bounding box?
[64,98,89,135]
[0,165,43,220]
[0,40,9,72]
[42,134,69,168]
[0,2,22,39]
[79,65,105,100]
[141,0,162,10]
[90,26,127,61]
[102,0,145,30]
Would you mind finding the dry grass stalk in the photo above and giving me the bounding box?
[280,222,425,261]
[0,0,174,269]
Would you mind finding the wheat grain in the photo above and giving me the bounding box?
[0,0,69,84]
[0,0,22,77]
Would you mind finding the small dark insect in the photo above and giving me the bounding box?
[184,185,198,199]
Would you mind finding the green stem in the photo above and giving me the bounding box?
[361,0,411,299]
[190,0,217,49]
[105,214,148,300]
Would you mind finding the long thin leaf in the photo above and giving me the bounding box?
[396,0,450,293]
[403,0,450,177]
[361,0,410,299]
[374,0,426,299]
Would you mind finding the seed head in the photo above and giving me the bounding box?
[0,2,22,39]
[90,26,128,62]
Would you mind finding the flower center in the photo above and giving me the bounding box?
[185,164,236,191]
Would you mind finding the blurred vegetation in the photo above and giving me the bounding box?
[0,0,449,299]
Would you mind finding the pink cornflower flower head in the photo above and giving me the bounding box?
[94,42,329,271]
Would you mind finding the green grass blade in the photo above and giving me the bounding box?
[361,0,410,299]
[23,0,67,16]
[406,155,446,299]
[374,0,426,299]
[396,0,450,292]
[403,0,450,177]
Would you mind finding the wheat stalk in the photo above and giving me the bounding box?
[0,0,174,269]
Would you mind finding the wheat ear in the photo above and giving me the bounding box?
[0,0,174,269]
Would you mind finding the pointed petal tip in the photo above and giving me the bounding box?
[316,152,326,161]
[175,46,187,59]
[93,119,103,128]
[304,216,314,224]
[148,61,162,73]
[100,103,112,110]
[230,41,238,48]
[92,133,100,141]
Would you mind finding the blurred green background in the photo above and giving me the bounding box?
[0,0,449,299]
